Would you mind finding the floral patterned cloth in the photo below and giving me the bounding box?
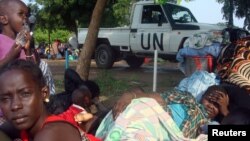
[96,97,208,141]
[160,88,208,138]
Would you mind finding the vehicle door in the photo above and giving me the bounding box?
[130,4,171,54]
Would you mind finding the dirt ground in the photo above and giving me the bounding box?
[46,59,185,107]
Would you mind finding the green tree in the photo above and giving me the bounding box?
[34,0,95,34]
[216,0,250,28]
[112,0,136,26]
[234,0,250,29]
[216,0,234,27]
[34,28,71,44]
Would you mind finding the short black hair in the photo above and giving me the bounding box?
[85,80,100,99]
[46,92,72,114]
[0,59,46,88]
[71,85,91,101]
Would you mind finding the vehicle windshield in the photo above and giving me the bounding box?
[163,3,197,24]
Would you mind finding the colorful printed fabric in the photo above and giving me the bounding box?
[95,98,207,141]
[160,88,208,138]
[217,36,250,93]
[223,58,250,92]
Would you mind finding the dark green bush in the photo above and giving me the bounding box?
[34,28,72,45]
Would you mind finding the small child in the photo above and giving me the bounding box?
[0,0,32,67]
[71,85,93,113]
[59,86,95,127]
[0,0,55,95]
[47,86,99,134]
[64,68,109,114]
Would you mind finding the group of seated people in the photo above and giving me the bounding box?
[0,58,250,141]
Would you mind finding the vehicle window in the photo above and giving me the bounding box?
[163,4,197,23]
[141,5,168,24]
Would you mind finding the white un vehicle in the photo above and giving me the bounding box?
[77,0,224,69]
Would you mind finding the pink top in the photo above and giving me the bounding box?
[0,34,26,60]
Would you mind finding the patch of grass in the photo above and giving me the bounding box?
[53,69,150,98]
[95,70,130,97]
[54,79,64,93]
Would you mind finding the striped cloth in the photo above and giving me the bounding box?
[39,60,55,95]
[217,36,250,93]
[95,98,207,141]
[224,58,250,92]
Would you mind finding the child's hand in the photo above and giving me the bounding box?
[15,28,30,48]
[74,112,93,123]
[23,33,31,50]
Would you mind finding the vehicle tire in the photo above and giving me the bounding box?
[125,56,144,68]
[95,44,114,69]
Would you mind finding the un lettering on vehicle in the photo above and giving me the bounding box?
[141,33,164,51]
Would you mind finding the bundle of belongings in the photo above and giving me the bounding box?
[177,27,249,77]
[176,30,224,76]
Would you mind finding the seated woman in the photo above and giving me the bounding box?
[0,60,101,141]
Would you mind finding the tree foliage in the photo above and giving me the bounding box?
[34,28,71,44]
[28,0,120,33]
[34,0,96,33]
[234,0,250,28]
[112,0,136,26]
[216,0,250,28]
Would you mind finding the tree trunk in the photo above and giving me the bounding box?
[76,0,108,80]
[228,0,234,27]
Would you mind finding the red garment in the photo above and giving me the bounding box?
[20,115,101,141]
[58,104,85,127]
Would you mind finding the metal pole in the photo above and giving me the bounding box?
[153,50,158,92]
[65,49,69,69]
